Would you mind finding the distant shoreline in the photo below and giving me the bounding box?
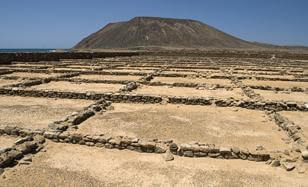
[0,49,69,53]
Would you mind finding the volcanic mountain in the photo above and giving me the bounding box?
[73,17,269,49]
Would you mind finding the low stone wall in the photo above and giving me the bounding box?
[6,79,49,88]
[49,99,112,131]
[0,126,271,162]
[55,78,129,85]
[267,111,306,147]
[0,70,13,76]
[249,85,307,93]
[145,51,308,60]
[0,135,45,169]
[0,88,307,111]
[0,52,139,64]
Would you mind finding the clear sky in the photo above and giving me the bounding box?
[0,0,307,48]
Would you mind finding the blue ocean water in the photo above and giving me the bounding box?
[0,49,60,53]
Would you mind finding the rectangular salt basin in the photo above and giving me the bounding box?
[0,79,23,87]
[254,89,308,103]
[106,69,154,73]
[279,111,308,139]
[153,77,232,86]
[71,103,288,150]
[133,85,246,99]
[162,70,198,75]
[0,96,92,130]
[76,74,141,81]
[243,80,308,89]
[3,72,61,79]
[66,65,101,69]
[3,142,307,186]
[28,81,123,93]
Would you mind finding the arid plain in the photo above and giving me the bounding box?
[0,54,308,186]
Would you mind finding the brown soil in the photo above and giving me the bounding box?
[106,69,154,73]
[76,74,141,81]
[162,70,198,75]
[254,89,308,102]
[134,85,246,99]
[72,103,288,150]
[0,79,23,87]
[1,142,307,187]
[153,77,232,85]
[67,65,101,69]
[243,80,308,89]
[28,81,122,93]
[10,64,53,67]
[0,96,92,129]
[3,72,61,79]
[0,135,18,149]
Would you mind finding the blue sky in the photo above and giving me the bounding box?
[0,0,307,48]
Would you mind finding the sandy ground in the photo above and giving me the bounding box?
[254,89,308,102]
[72,103,288,150]
[66,65,101,69]
[279,111,308,139]
[52,68,81,71]
[0,67,13,70]
[1,142,307,187]
[106,69,154,73]
[0,135,18,149]
[153,77,232,85]
[134,85,246,99]
[0,79,23,87]
[162,70,198,75]
[28,81,122,93]
[0,96,92,129]
[76,74,141,81]
[243,80,308,89]
[254,75,295,79]
[168,68,219,72]
[10,64,53,67]
[117,66,161,70]
[2,72,61,79]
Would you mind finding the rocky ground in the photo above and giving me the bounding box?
[0,55,308,186]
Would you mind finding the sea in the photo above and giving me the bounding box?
[0,49,67,53]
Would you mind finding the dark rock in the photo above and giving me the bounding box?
[231,147,240,154]
[282,162,296,171]
[33,135,45,144]
[270,159,281,167]
[169,143,178,154]
[155,145,166,153]
[220,147,231,154]
[194,152,207,157]
[302,151,308,160]
[183,151,194,157]
[15,137,32,145]
[208,153,220,158]
[163,151,174,161]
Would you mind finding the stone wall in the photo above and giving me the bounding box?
[0,126,271,162]
[0,87,307,111]
[0,135,45,168]
[0,52,139,64]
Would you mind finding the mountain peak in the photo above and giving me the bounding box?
[74,16,256,49]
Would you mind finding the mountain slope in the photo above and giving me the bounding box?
[73,17,267,49]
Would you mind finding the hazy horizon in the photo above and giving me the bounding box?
[1,0,308,48]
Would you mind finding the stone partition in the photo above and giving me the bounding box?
[0,135,45,168]
[0,87,307,111]
[0,52,139,64]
